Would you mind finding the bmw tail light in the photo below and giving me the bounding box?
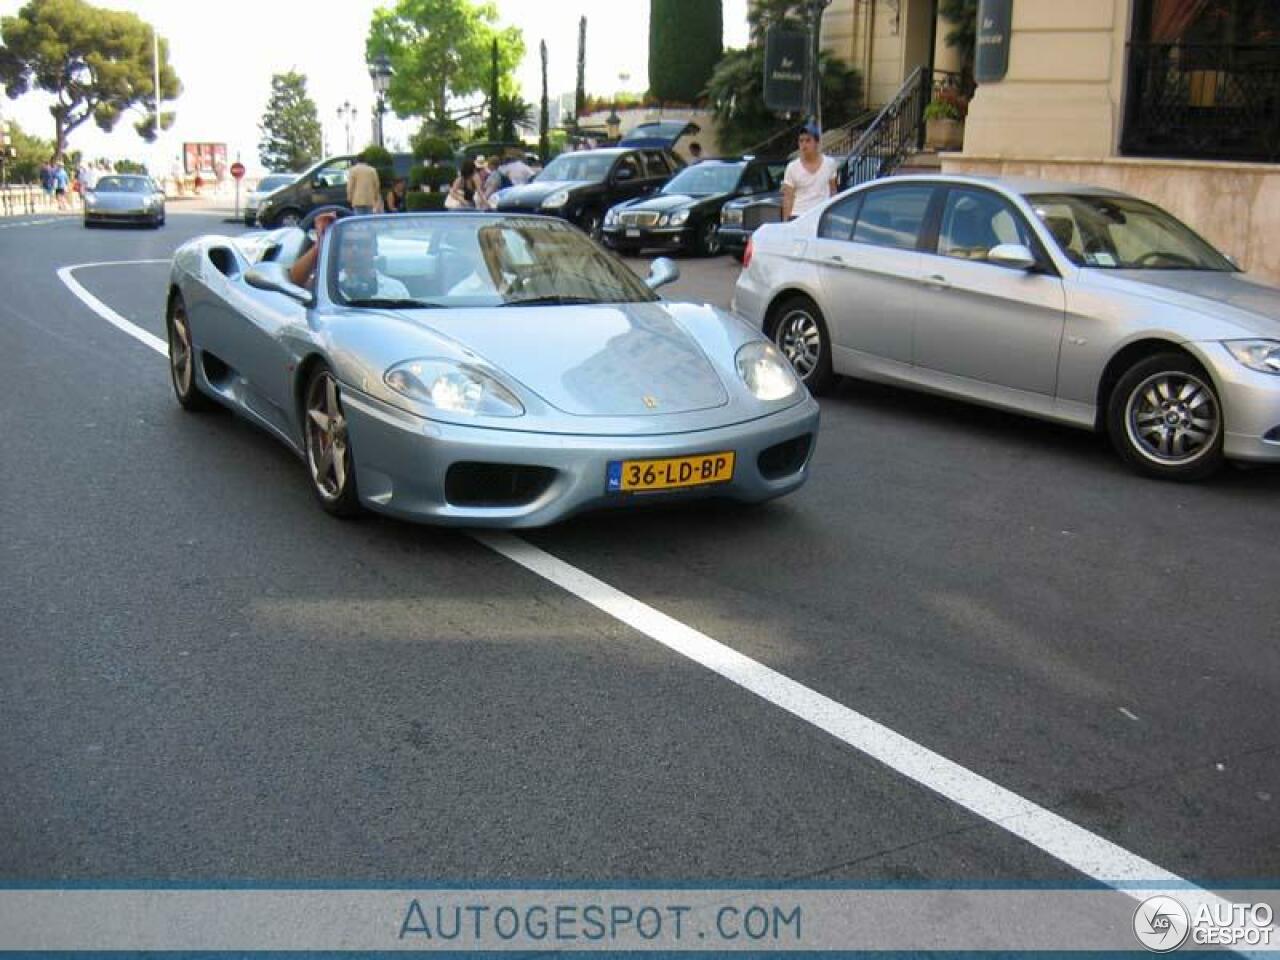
[743,236,754,269]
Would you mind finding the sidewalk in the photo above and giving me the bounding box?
[0,185,248,220]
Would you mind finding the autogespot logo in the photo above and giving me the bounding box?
[1134,895,1191,952]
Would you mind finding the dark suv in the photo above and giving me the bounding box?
[492,147,683,241]
[255,152,414,228]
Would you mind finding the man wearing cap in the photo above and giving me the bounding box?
[781,123,838,221]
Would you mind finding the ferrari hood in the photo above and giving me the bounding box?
[409,301,729,416]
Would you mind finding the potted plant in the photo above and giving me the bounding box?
[924,89,968,151]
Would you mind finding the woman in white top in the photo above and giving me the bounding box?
[781,123,838,220]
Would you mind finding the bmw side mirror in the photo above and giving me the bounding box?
[645,257,679,291]
[245,262,314,306]
[988,243,1038,271]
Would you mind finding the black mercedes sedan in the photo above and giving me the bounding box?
[601,158,777,257]
[492,147,681,241]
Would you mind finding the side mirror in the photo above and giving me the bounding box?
[614,167,635,182]
[988,243,1038,271]
[245,262,314,305]
[1225,253,1241,269]
[645,257,679,291]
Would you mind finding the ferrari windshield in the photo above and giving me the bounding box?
[1028,193,1236,271]
[536,153,614,183]
[96,176,153,193]
[662,164,743,196]
[326,214,659,308]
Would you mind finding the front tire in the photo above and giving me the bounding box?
[167,294,213,412]
[696,219,722,257]
[579,209,603,243]
[273,208,302,229]
[1107,352,1224,481]
[303,365,362,517]
[769,295,834,395]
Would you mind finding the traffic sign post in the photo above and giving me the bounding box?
[230,161,246,221]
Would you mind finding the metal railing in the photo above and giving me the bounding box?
[0,183,65,217]
[840,65,932,189]
[742,121,807,161]
[1122,42,1280,162]
[820,108,880,158]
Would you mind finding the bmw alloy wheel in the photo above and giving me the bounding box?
[1124,370,1221,466]
[775,308,822,380]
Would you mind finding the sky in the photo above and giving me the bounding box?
[0,0,749,173]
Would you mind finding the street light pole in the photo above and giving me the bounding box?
[337,101,358,154]
[368,54,394,149]
[806,0,831,130]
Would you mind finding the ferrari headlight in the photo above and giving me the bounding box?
[1225,340,1280,375]
[668,209,690,227]
[541,189,570,209]
[735,342,799,401]
[384,359,525,417]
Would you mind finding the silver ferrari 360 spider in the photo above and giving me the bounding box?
[165,212,819,527]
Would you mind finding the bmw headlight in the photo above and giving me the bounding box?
[541,189,570,209]
[736,342,800,401]
[668,209,690,227]
[1225,340,1280,375]
[384,359,525,417]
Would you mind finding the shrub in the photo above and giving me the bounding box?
[412,134,454,163]
[924,88,969,122]
[406,191,448,212]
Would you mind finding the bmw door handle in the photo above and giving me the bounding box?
[826,253,846,265]
[920,273,951,290]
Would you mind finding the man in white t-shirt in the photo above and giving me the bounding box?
[781,123,838,221]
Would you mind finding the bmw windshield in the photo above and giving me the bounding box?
[1028,194,1236,271]
[327,214,658,308]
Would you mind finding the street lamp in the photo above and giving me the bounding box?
[368,53,394,149]
[336,101,359,154]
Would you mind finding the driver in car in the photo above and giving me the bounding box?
[287,213,411,300]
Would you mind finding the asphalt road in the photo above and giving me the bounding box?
[1,209,1277,893]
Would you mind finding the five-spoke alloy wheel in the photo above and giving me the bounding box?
[167,294,212,411]
[304,365,362,516]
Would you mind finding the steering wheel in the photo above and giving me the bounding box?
[1134,250,1197,269]
[298,205,354,232]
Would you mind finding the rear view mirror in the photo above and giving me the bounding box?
[645,257,679,291]
[988,243,1037,271]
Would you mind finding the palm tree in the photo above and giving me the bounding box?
[494,94,534,142]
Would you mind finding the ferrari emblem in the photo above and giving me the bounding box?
[643,395,659,409]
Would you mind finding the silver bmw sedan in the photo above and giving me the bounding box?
[733,174,1280,480]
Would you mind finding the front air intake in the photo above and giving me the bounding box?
[445,462,556,508]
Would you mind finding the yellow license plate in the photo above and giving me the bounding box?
[607,452,736,493]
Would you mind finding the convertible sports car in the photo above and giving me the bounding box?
[166,212,819,527]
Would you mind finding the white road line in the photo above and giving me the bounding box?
[56,260,170,355]
[58,261,1251,930]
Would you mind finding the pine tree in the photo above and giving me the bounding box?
[258,71,322,172]
[649,0,722,103]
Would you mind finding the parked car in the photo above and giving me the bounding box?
[244,172,297,226]
[255,152,414,228]
[492,147,682,241]
[83,174,166,229]
[602,157,778,257]
[734,174,1280,480]
[164,212,818,526]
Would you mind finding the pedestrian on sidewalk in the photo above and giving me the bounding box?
[384,177,407,214]
[346,151,381,215]
[780,123,837,221]
[53,162,69,210]
[445,159,482,210]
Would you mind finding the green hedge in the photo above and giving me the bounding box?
[406,192,448,212]
[648,0,722,103]
[408,164,457,190]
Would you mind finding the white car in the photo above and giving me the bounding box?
[733,174,1280,480]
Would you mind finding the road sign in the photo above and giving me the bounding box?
[230,161,246,180]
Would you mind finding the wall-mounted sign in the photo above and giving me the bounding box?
[764,27,808,113]
[974,0,1013,83]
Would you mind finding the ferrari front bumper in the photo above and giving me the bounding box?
[340,388,820,528]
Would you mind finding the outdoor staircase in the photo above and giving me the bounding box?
[838,65,932,188]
